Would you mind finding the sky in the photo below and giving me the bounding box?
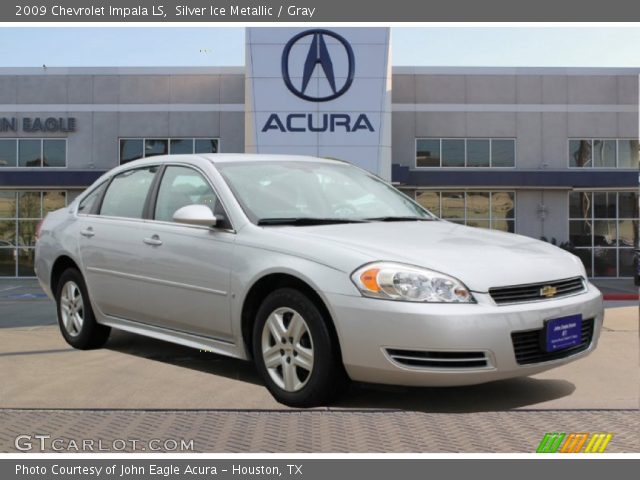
[1,27,640,67]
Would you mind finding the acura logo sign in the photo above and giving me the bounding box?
[281,29,355,102]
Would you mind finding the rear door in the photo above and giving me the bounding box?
[77,165,160,321]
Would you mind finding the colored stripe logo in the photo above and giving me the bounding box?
[537,433,612,453]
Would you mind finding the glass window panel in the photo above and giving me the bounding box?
[78,183,107,215]
[491,192,515,220]
[570,220,593,247]
[416,139,440,167]
[0,192,16,218]
[195,139,218,154]
[0,139,16,167]
[569,140,592,167]
[569,192,592,219]
[18,192,41,218]
[618,219,637,248]
[100,167,158,219]
[42,140,66,167]
[593,220,617,246]
[169,139,194,155]
[119,139,144,164]
[593,248,617,277]
[441,139,465,167]
[43,191,66,214]
[18,221,38,246]
[618,249,635,277]
[467,219,490,229]
[145,139,168,157]
[491,139,515,167]
[415,191,440,217]
[465,192,490,219]
[467,140,490,167]
[617,140,639,168]
[0,248,16,276]
[0,220,16,242]
[18,139,41,167]
[573,249,593,277]
[154,166,218,223]
[593,192,617,218]
[618,192,638,218]
[593,140,616,168]
[17,248,35,277]
[441,192,465,219]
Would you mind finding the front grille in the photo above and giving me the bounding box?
[511,317,594,365]
[385,349,490,369]
[489,277,586,305]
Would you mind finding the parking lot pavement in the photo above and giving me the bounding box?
[1,279,638,452]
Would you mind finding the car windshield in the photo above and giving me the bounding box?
[215,161,435,224]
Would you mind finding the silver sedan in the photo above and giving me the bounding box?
[35,154,603,407]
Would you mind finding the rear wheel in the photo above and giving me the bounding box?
[55,268,110,349]
[252,288,347,407]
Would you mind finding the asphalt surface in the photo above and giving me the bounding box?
[0,279,638,452]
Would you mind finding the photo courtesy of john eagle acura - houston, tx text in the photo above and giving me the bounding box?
[34,153,604,407]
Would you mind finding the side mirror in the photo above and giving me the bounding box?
[172,204,217,227]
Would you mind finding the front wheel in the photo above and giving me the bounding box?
[252,288,347,407]
[55,268,111,349]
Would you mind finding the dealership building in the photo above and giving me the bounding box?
[0,27,637,278]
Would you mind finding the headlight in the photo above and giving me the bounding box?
[351,262,474,303]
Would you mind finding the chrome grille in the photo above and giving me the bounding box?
[511,318,594,365]
[385,349,490,369]
[489,277,585,305]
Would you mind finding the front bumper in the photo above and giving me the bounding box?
[327,283,604,386]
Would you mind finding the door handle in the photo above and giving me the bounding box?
[80,227,95,238]
[143,235,163,246]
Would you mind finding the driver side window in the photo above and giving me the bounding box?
[154,166,228,227]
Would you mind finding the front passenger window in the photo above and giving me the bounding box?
[100,167,157,219]
[154,166,227,227]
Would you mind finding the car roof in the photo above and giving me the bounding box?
[120,153,344,167]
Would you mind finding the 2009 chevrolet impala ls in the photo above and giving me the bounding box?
[35,154,603,407]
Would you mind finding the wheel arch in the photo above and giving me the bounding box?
[240,272,343,362]
[50,255,81,296]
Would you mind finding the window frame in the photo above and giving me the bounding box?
[567,138,639,169]
[118,137,221,165]
[414,138,516,169]
[568,189,638,278]
[0,138,67,168]
[414,189,516,232]
[96,165,162,221]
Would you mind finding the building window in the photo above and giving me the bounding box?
[0,190,67,277]
[0,139,66,167]
[416,138,515,168]
[569,191,638,277]
[415,190,516,232]
[569,139,639,168]
[119,138,219,164]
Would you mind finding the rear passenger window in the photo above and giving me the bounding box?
[77,182,107,215]
[100,167,157,219]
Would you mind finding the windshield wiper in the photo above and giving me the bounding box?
[365,216,434,222]
[257,217,369,226]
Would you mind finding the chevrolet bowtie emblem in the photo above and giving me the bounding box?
[540,285,558,298]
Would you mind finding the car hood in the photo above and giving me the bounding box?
[267,221,585,292]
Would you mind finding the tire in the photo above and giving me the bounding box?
[252,287,347,407]
[55,268,110,350]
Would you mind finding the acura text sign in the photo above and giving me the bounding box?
[245,27,392,179]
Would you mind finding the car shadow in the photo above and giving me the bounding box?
[336,378,576,413]
[106,330,576,413]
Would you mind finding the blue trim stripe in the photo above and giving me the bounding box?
[0,170,106,188]
[392,164,637,188]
